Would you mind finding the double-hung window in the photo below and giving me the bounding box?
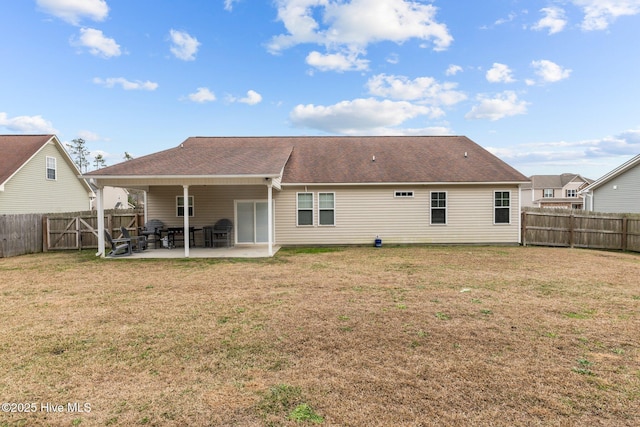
[494,191,510,224]
[297,193,313,226]
[46,156,57,180]
[566,189,577,198]
[318,193,335,226]
[177,196,194,217]
[543,188,553,198]
[430,192,446,224]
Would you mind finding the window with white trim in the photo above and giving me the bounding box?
[494,191,510,224]
[176,196,194,217]
[566,189,577,198]
[543,188,553,198]
[394,191,414,198]
[46,156,56,180]
[318,192,335,226]
[297,193,313,226]
[430,192,446,224]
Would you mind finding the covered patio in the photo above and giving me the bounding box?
[83,137,294,259]
[109,244,281,259]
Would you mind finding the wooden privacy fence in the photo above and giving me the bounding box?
[0,214,43,258]
[521,208,640,253]
[44,209,144,251]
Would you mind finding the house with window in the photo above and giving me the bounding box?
[84,136,529,257]
[581,154,640,213]
[0,134,93,214]
[520,173,592,209]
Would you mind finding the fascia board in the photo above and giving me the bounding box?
[281,181,530,187]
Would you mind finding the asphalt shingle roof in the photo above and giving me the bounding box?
[0,134,55,184]
[85,136,529,183]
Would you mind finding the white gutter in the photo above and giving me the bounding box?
[281,181,530,187]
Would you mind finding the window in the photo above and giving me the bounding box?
[297,193,313,226]
[394,191,414,198]
[543,188,553,198]
[494,191,510,224]
[431,192,446,224]
[566,189,577,198]
[46,156,56,180]
[176,196,194,217]
[319,192,335,226]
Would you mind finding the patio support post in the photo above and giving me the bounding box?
[183,185,190,258]
[96,186,105,257]
[143,191,148,224]
[267,182,273,256]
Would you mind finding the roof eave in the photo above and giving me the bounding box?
[281,180,530,186]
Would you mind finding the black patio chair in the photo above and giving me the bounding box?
[212,218,233,247]
[139,219,164,248]
[104,230,132,257]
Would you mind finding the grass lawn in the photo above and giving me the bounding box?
[1,246,639,426]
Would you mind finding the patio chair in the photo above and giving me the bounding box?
[104,230,132,257]
[139,219,164,248]
[212,218,233,247]
[121,226,147,252]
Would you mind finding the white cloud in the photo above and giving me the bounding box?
[532,7,567,34]
[187,87,216,103]
[306,50,369,72]
[445,64,463,76]
[465,91,529,121]
[530,60,572,83]
[93,77,158,91]
[289,97,439,134]
[224,0,240,11]
[37,0,109,25]
[77,130,101,141]
[227,90,263,105]
[572,0,640,31]
[72,28,121,58]
[366,74,466,106]
[487,128,640,176]
[268,0,453,65]
[0,112,58,134]
[486,63,516,83]
[169,29,200,61]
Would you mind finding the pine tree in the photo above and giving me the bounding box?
[66,138,90,173]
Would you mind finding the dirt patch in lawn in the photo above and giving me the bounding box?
[0,246,639,426]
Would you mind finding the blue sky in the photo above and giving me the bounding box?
[1,0,640,179]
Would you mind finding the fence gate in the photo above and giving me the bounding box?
[45,210,143,251]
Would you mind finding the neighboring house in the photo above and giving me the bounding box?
[521,173,592,209]
[84,136,530,257]
[89,185,133,210]
[0,134,93,214]
[581,154,640,213]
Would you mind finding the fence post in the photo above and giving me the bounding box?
[521,210,527,246]
[621,217,628,251]
[569,212,574,248]
[42,216,48,252]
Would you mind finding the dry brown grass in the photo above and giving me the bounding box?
[0,246,639,426]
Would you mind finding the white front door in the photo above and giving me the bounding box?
[236,201,271,244]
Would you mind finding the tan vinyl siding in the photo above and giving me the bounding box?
[0,143,90,214]
[275,185,521,245]
[592,165,640,213]
[145,185,270,246]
